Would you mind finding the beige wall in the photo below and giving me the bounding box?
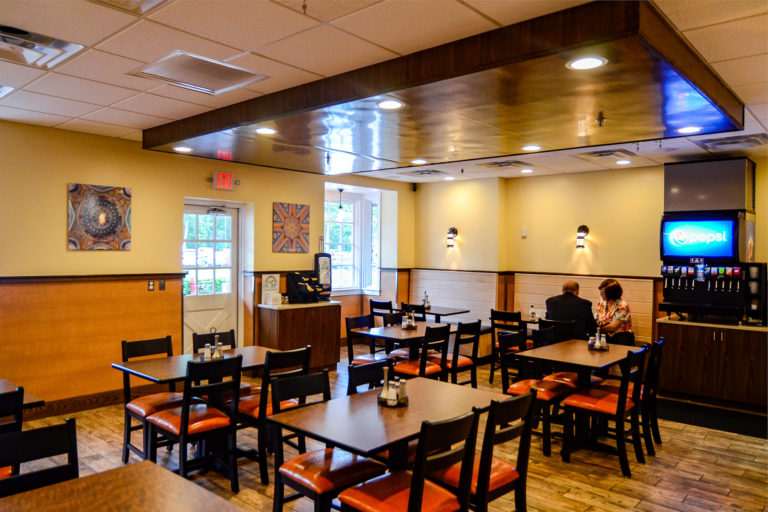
[0,121,416,276]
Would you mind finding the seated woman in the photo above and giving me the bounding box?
[596,280,635,346]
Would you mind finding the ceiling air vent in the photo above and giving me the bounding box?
[0,25,83,68]
[89,0,172,14]
[131,51,266,95]
[692,133,768,152]
[478,160,533,169]
[403,169,447,176]
[576,148,636,159]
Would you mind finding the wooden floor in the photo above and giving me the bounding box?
[22,349,767,512]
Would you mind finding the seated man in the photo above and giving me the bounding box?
[545,280,597,340]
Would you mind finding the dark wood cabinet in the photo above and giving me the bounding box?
[258,302,341,370]
[658,320,766,408]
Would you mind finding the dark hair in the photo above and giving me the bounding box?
[599,278,619,290]
[603,282,623,301]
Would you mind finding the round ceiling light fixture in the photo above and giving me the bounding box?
[444,176,455,181]
[566,56,608,70]
[522,145,541,151]
[378,99,403,110]
[521,168,534,174]
[255,127,276,135]
[411,158,427,165]
[677,126,702,134]
[173,146,193,153]
[616,159,631,165]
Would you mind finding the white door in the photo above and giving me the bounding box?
[182,205,238,353]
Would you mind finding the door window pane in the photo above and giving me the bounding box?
[182,242,196,267]
[183,214,196,239]
[215,243,231,267]
[215,269,231,294]
[327,224,341,244]
[197,269,214,295]
[215,216,231,240]
[183,211,233,297]
[197,242,214,267]
[198,214,214,240]
[183,271,196,296]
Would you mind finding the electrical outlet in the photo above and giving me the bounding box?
[158,279,165,290]
[147,280,154,291]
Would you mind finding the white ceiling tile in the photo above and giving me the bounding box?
[25,73,139,105]
[712,54,768,86]
[147,83,260,108]
[229,53,323,94]
[112,93,210,119]
[149,0,318,51]
[683,14,768,63]
[466,0,590,26]
[332,0,496,55]
[654,0,768,31]
[746,103,768,127]
[81,107,172,129]
[258,25,397,76]
[58,118,136,138]
[274,0,383,22]
[96,20,241,63]
[0,61,46,88]
[733,81,768,105]
[0,0,136,46]
[120,130,143,142]
[0,105,72,126]
[56,50,158,91]
[0,90,101,116]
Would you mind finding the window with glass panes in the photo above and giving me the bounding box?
[182,213,233,296]
[324,201,356,289]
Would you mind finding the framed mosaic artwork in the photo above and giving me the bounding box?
[68,184,132,250]
[272,202,309,253]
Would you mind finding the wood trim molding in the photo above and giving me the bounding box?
[0,273,186,284]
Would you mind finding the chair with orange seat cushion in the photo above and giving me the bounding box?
[0,387,24,479]
[432,320,481,387]
[430,393,535,512]
[393,325,450,381]
[338,409,480,512]
[561,346,647,477]
[147,355,243,492]
[347,359,393,395]
[346,314,390,366]
[272,370,389,512]
[489,309,525,384]
[237,345,311,485]
[380,312,411,360]
[499,333,574,457]
[121,335,184,463]
[192,329,255,397]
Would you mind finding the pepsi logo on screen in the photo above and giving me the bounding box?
[662,219,735,258]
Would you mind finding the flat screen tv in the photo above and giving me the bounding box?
[660,212,742,263]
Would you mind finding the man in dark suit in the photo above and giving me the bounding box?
[545,280,597,340]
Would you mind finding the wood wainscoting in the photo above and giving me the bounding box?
[0,274,183,414]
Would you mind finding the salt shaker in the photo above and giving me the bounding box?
[214,341,223,359]
[398,377,407,402]
[204,343,211,360]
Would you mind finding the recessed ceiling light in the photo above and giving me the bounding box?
[566,57,608,70]
[616,159,631,165]
[173,146,192,153]
[378,99,403,110]
[522,145,541,151]
[0,85,13,99]
[677,126,702,134]
[521,169,534,174]
[444,176,455,181]
[255,127,276,135]
[411,158,427,165]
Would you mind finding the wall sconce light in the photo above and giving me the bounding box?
[576,225,589,248]
[447,227,458,248]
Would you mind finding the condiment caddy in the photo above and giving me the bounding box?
[401,311,417,330]
[378,367,409,407]
[588,333,609,351]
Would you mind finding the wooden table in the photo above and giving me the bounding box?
[111,345,274,384]
[0,379,44,409]
[0,460,245,511]
[513,339,632,387]
[267,377,506,469]
[396,305,470,323]
[353,322,457,358]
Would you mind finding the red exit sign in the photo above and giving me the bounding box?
[212,171,235,190]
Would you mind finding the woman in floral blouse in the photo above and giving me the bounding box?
[596,280,635,346]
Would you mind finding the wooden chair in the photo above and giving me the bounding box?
[430,393,535,512]
[393,325,450,380]
[369,299,394,323]
[537,318,577,343]
[121,335,183,463]
[347,359,393,395]
[432,320,480,387]
[401,302,427,321]
[273,371,389,512]
[192,329,256,397]
[147,355,243,492]
[561,346,648,477]
[0,418,79,498]
[500,332,574,457]
[338,410,480,512]
[237,346,311,485]
[489,309,525,384]
[0,387,24,479]
[381,312,411,360]
[346,314,389,365]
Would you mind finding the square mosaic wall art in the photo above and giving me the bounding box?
[68,184,132,250]
[272,202,309,253]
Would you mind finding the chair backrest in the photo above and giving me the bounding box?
[270,370,331,413]
[121,335,175,401]
[345,314,374,362]
[642,338,664,400]
[498,330,528,391]
[531,326,556,348]
[418,325,451,377]
[192,329,237,353]
[490,309,524,350]
[409,410,479,512]
[382,312,403,326]
[537,318,576,343]
[183,355,243,423]
[616,346,648,417]
[257,346,312,418]
[0,387,23,436]
[369,299,394,318]
[0,418,79,498]
[475,393,535,506]
[453,320,481,362]
[347,359,393,395]
[401,302,427,321]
